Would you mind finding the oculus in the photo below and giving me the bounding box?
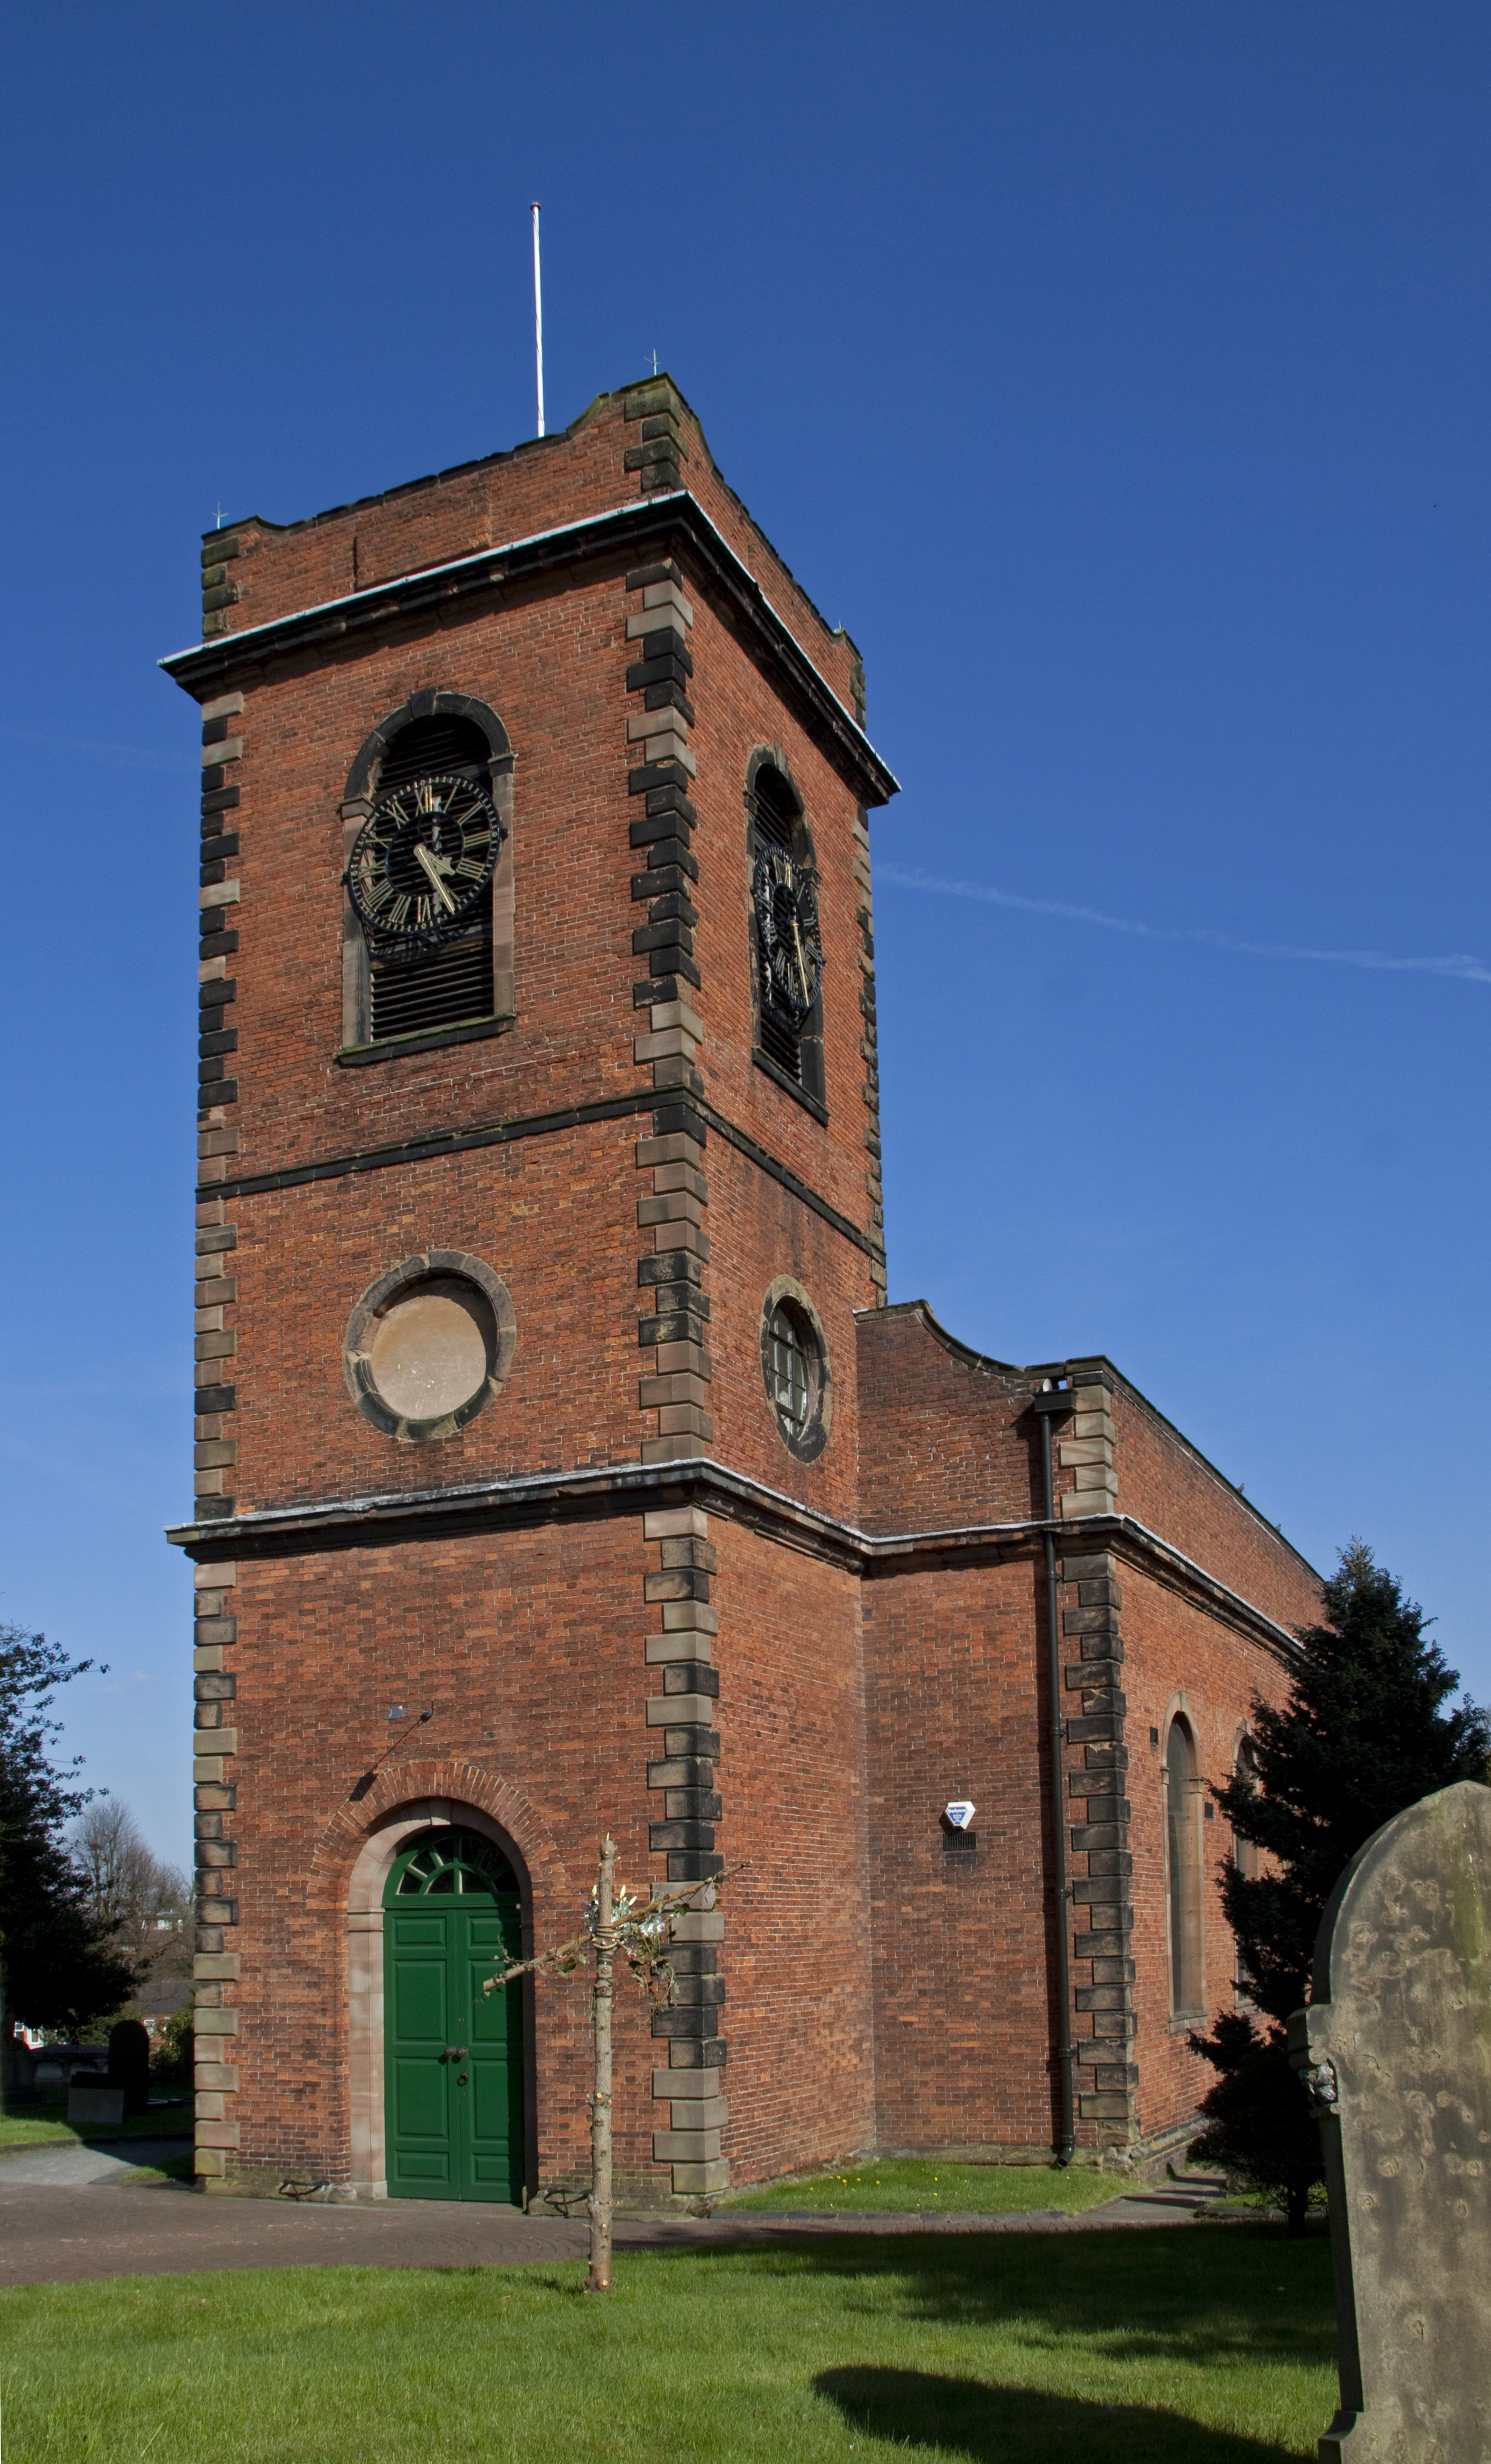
[346,774,504,954]
[344,1250,517,1442]
[759,1276,833,1463]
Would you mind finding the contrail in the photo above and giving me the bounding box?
[877,864,1491,986]
[0,724,195,774]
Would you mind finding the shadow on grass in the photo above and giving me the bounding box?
[815,2368,1304,2461]
[651,2221,1336,2371]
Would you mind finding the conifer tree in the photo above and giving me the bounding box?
[1189,1542,1489,2230]
[0,1624,136,2093]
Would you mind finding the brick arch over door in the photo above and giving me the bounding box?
[308,1761,572,2199]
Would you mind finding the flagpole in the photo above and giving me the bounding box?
[531,203,545,438]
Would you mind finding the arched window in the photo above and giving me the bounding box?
[1231,1736,1260,1882]
[1165,1716,1204,2016]
[747,759,825,1107]
[1231,1734,1260,2001]
[340,695,514,1054]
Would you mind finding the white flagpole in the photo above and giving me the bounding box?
[531,203,545,437]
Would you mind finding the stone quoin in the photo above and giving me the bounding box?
[163,374,1323,2203]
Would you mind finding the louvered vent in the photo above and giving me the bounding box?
[753,767,803,1082]
[369,715,496,1042]
[376,715,489,790]
[371,937,495,1041]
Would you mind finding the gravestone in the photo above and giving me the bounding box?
[68,2082,126,2127]
[108,2019,152,2118]
[1288,1779,1491,2461]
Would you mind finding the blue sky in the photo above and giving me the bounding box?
[2,4,1488,1863]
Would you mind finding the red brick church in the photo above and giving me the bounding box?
[164,375,1321,2202]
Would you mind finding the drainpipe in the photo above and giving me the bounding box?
[1033,1382,1076,2166]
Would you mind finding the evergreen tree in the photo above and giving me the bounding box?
[1189,1542,1489,2230]
[0,1624,137,2078]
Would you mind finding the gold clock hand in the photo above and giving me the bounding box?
[791,917,811,1007]
[414,841,457,914]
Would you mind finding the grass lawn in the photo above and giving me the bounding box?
[0,2221,1335,2461]
[721,2156,1124,2214]
[103,2153,197,2186]
[0,2105,189,2152]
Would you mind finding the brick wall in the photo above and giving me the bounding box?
[711,1522,874,2182]
[1111,1385,1321,1634]
[864,1554,1060,2152]
[216,1526,648,2190]
[856,1305,1039,1533]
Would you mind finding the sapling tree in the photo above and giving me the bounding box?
[1189,1542,1489,2230]
[485,1835,740,2293]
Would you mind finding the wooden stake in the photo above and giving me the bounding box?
[586,1835,616,2293]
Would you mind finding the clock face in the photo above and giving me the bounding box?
[346,775,503,948]
[753,847,824,1022]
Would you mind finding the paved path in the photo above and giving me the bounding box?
[0,2139,192,2188]
[0,2143,1225,2289]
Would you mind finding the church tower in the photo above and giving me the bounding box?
[165,378,898,2200]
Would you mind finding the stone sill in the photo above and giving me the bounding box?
[338,1014,516,1067]
[752,1048,829,1125]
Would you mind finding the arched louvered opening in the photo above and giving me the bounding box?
[368,716,495,1042]
[748,761,825,1105]
[752,770,800,1080]
[375,716,490,793]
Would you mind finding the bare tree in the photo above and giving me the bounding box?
[486,1836,741,2293]
[69,1801,191,2003]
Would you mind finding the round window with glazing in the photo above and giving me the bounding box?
[344,1249,516,1442]
[759,1277,832,1462]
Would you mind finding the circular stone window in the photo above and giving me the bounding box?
[759,1275,832,1462]
[344,1250,516,1442]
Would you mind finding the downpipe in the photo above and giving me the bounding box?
[1036,1391,1076,2167]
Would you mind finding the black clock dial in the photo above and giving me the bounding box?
[753,847,824,1022]
[346,775,503,948]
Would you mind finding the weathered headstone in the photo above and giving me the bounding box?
[107,2018,151,2118]
[68,2082,126,2127]
[1289,1778,1491,2461]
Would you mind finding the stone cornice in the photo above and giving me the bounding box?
[168,1459,1301,1665]
[161,494,900,809]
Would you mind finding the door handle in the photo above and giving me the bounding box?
[442,2047,469,2060]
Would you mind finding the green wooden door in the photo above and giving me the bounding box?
[383,1829,524,2203]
